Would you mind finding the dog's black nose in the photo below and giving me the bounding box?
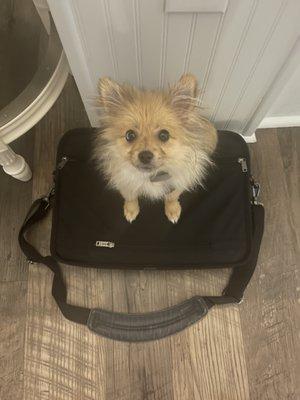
[138,150,154,164]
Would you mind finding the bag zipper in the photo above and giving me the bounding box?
[58,155,249,173]
[57,156,70,169]
[53,156,76,182]
[57,156,79,169]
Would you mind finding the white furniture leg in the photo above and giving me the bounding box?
[0,139,32,181]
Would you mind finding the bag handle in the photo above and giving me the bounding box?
[19,192,264,342]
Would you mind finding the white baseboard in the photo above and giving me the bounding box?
[243,132,257,143]
[258,115,300,129]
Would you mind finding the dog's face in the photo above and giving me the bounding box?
[98,74,200,173]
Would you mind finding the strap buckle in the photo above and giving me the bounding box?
[43,187,55,210]
[250,178,261,205]
[252,182,260,199]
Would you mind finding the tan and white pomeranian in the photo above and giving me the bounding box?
[93,74,217,223]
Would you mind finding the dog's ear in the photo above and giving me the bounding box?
[169,74,198,115]
[98,77,124,113]
[171,74,198,98]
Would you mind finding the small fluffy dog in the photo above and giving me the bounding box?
[93,74,217,223]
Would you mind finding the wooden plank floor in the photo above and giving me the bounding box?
[0,77,299,400]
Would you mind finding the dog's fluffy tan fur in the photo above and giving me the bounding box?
[93,74,217,223]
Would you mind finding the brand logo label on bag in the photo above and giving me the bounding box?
[95,241,115,248]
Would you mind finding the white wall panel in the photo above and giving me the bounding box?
[187,13,221,92]
[72,0,114,83]
[267,64,300,118]
[108,0,138,84]
[213,0,286,129]
[231,0,300,132]
[139,0,164,88]
[164,13,201,86]
[48,0,300,137]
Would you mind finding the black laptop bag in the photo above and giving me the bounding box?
[19,128,264,342]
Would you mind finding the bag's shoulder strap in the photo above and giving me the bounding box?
[18,193,264,342]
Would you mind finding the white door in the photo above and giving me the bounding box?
[48,0,300,140]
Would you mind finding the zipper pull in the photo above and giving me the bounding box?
[57,156,69,169]
[238,158,248,172]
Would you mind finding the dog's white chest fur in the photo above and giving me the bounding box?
[105,151,210,200]
[109,162,172,199]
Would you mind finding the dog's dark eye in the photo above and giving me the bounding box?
[158,129,170,142]
[125,130,137,142]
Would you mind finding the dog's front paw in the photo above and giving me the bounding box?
[124,199,140,223]
[165,200,181,224]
